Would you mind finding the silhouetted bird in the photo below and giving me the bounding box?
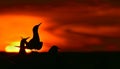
[48,45,60,68]
[19,37,29,55]
[26,23,43,50]
[48,45,59,55]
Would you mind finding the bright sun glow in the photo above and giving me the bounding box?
[0,14,49,52]
[5,41,31,53]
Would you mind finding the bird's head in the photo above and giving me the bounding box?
[33,23,42,32]
[21,37,30,42]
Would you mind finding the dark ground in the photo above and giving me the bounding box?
[0,52,120,69]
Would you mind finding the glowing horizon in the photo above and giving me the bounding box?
[5,41,31,53]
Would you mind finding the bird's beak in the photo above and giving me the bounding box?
[38,23,42,26]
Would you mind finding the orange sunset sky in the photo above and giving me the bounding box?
[0,0,120,52]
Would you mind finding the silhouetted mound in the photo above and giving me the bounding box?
[1,52,120,69]
[0,54,15,69]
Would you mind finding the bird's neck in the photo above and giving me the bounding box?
[20,41,25,47]
[33,31,40,40]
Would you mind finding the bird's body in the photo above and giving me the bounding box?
[26,23,43,50]
[19,37,29,55]
[48,45,59,55]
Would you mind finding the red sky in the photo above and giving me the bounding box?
[0,0,120,52]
